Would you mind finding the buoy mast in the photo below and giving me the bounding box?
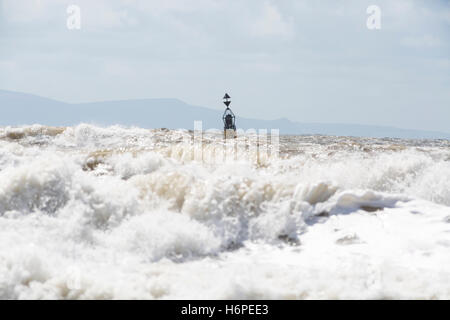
[222,93,236,138]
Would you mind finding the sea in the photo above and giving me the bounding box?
[0,124,449,299]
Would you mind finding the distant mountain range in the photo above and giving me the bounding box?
[1,89,449,139]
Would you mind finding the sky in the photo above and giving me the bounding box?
[0,0,449,132]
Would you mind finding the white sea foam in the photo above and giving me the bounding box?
[0,124,449,299]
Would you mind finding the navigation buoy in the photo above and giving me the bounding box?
[222,93,236,139]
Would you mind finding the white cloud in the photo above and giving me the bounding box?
[2,0,60,23]
[83,4,138,29]
[250,1,294,38]
[133,0,221,15]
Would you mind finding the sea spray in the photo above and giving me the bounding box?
[0,124,449,299]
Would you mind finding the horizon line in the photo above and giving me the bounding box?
[1,88,449,136]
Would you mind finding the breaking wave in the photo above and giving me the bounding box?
[0,124,449,299]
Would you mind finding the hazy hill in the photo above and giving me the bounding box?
[1,90,449,139]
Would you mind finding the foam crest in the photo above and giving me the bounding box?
[0,124,449,299]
